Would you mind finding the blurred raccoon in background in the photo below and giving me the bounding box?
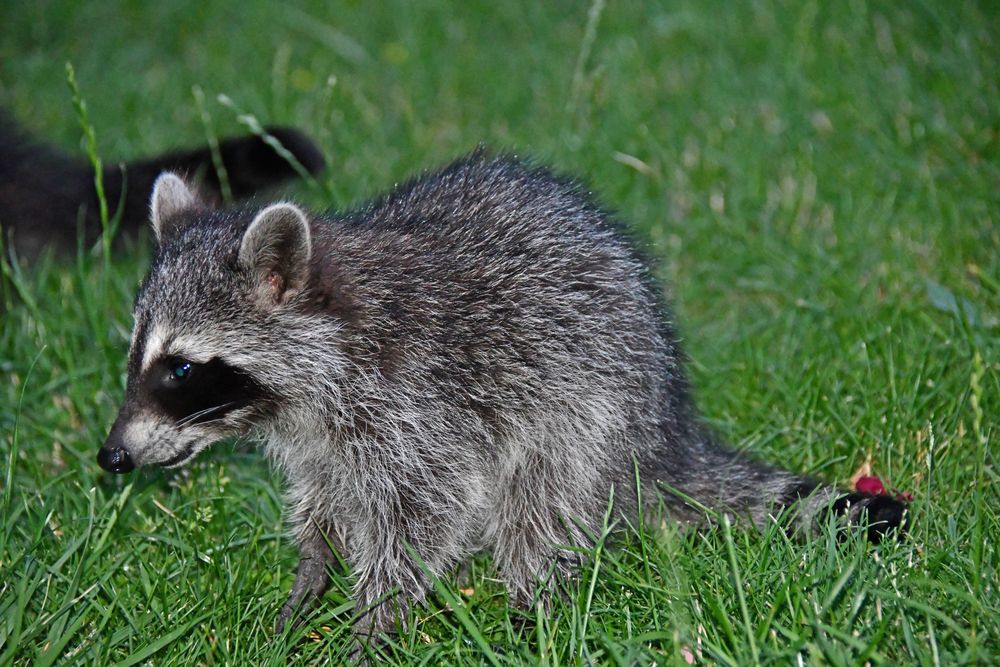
[0,108,325,258]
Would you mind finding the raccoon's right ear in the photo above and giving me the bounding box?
[238,203,312,305]
[150,173,199,243]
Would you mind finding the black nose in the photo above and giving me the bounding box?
[97,446,134,474]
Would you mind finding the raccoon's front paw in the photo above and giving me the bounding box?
[348,613,398,664]
[275,601,310,635]
[347,633,389,665]
[833,492,910,543]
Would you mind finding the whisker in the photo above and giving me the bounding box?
[175,401,240,427]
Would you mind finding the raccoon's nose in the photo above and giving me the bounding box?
[97,445,135,474]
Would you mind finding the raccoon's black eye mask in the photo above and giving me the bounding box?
[146,356,268,426]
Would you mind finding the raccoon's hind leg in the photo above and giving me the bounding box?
[649,437,909,542]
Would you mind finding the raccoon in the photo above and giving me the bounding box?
[0,108,325,258]
[97,151,907,648]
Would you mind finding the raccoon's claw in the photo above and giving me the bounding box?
[275,604,297,635]
[275,573,329,635]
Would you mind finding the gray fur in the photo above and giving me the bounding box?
[101,151,907,646]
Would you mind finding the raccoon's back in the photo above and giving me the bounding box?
[356,153,647,285]
[332,153,675,438]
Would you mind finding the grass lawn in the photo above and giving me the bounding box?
[1,0,997,663]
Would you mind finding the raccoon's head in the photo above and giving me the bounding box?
[98,173,315,473]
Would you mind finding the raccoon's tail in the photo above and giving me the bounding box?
[649,432,909,543]
[104,126,326,238]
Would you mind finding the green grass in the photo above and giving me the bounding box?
[1,0,997,663]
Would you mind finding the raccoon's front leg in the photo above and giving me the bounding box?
[348,501,478,652]
[276,521,343,633]
[490,451,597,612]
[349,544,429,645]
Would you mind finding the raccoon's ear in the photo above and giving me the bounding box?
[150,173,199,243]
[238,203,312,304]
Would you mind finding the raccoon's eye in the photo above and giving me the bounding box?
[168,360,193,382]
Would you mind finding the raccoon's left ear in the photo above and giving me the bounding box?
[239,203,312,305]
[150,173,200,243]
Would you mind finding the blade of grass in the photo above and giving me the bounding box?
[722,515,759,666]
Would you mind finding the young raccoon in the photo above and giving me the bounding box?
[98,151,907,647]
[0,108,325,257]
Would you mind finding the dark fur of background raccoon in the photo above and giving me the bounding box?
[0,109,325,258]
[97,151,908,653]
